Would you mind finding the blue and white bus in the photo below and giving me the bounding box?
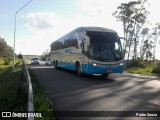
[50,27,125,77]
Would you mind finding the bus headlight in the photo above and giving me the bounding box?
[93,63,97,66]
[120,63,123,66]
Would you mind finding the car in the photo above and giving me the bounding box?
[31,57,40,65]
[45,57,52,66]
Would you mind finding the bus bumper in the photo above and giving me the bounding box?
[81,63,124,75]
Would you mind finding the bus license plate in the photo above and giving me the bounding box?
[107,70,112,73]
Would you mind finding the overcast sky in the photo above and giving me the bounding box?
[0,0,160,59]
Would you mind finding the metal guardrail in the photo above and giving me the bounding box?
[17,59,34,120]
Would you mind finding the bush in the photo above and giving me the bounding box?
[3,57,12,65]
[41,54,49,61]
[152,62,160,74]
[126,59,145,69]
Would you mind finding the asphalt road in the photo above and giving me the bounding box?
[29,63,160,120]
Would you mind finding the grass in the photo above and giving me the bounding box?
[0,58,12,69]
[0,58,27,115]
[0,58,55,119]
[125,62,160,76]
[29,69,55,120]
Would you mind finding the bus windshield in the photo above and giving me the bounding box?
[86,31,123,61]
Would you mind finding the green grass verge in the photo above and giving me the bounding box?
[0,58,27,114]
[29,69,55,120]
[125,64,160,76]
[0,58,55,119]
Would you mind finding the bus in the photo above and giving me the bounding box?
[50,27,126,77]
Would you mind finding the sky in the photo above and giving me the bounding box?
[0,0,160,59]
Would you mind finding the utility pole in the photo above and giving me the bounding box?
[13,0,33,70]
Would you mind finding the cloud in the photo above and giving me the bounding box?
[18,0,127,55]
[76,0,123,17]
[22,12,62,30]
[76,0,108,16]
[75,0,124,34]
[17,11,75,55]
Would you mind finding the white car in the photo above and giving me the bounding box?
[45,57,52,66]
[31,57,40,65]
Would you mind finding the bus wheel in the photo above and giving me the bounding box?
[76,63,82,76]
[101,73,109,78]
[53,60,55,66]
[55,61,58,69]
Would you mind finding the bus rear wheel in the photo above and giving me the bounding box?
[76,63,82,76]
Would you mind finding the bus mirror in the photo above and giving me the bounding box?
[81,42,84,53]
[86,45,89,52]
[82,39,86,42]
[85,36,90,45]
[119,37,128,49]
[75,45,79,49]
[122,49,127,58]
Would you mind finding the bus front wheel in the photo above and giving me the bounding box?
[55,61,58,69]
[101,73,109,78]
[76,63,82,76]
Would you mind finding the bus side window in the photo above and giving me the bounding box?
[78,31,90,55]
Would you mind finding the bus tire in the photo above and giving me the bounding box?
[55,61,58,69]
[53,60,55,66]
[101,73,109,78]
[76,62,82,76]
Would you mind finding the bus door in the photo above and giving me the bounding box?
[78,31,91,72]
[79,31,93,74]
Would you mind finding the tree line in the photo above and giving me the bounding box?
[113,0,160,62]
[0,36,13,58]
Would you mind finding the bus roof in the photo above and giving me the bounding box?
[77,26,117,33]
[51,26,117,45]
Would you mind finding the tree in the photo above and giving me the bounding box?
[113,0,150,61]
[41,49,50,61]
[140,27,150,60]
[151,23,160,60]
[142,38,153,60]
[0,36,13,58]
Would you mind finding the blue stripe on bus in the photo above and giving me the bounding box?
[57,61,123,75]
